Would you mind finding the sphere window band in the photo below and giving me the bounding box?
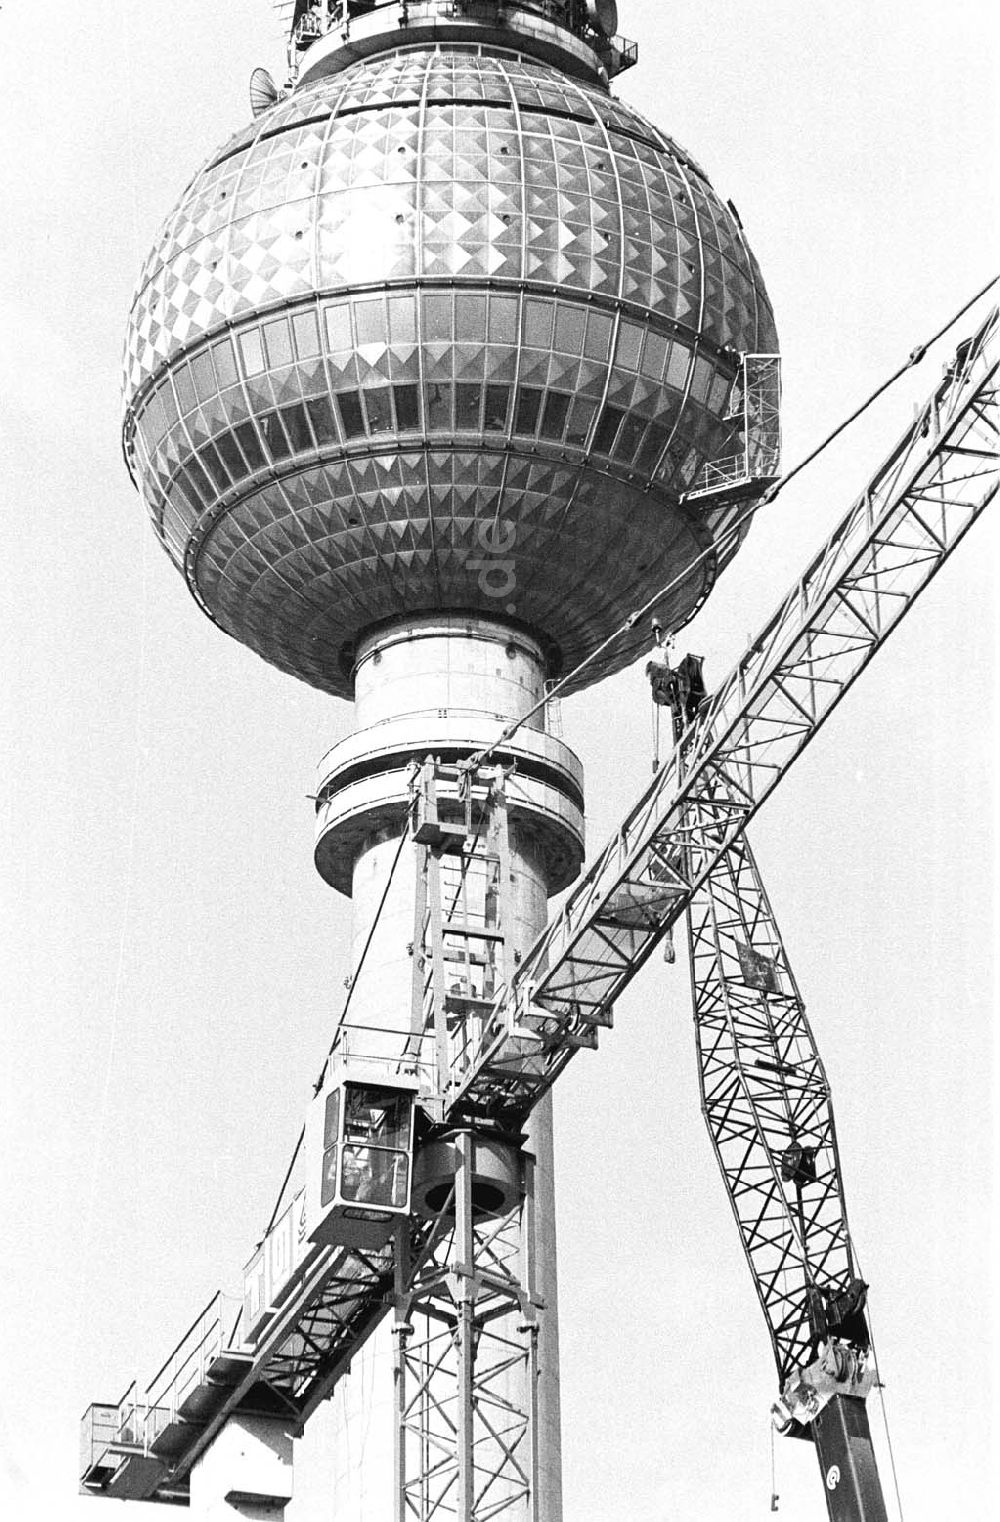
[129,289,740,523]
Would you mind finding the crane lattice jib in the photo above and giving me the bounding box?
[451,308,999,1121]
[688,827,855,1386]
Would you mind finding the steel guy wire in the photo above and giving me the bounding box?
[466,273,999,776]
[262,810,412,1237]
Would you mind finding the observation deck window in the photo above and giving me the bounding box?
[565,396,596,446]
[235,420,267,471]
[582,309,613,362]
[456,293,488,343]
[293,310,322,358]
[264,319,295,370]
[484,384,510,431]
[174,364,197,417]
[364,386,394,433]
[539,390,571,439]
[665,343,691,391]
[394,383,420,430]
[426,381,451,430]
[198,445,230,492]
[514,385,543,435]
[690,356,714,405]
[354,300,386,347]
[215,431,247,479]
[337,389,366,437]
[488,297,518,345]
[591,403,624,455]
[615,321,644,372]
[641,331,669,382]
[614,413,646,463]
[306,395,338,446]
[524,299,554,350]
[634,421,668,475]
[456,382,483,429]
[190,350,217,404]
[389,295,417,345]
[239,329,266,377]
[554,303,586,355]
[261,411,293,460]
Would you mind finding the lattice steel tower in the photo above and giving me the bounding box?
[118,1,780,1515]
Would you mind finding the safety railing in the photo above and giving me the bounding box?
[293,9,330,51]
[608,35,638,72]
[690,353,781,500]
[79,1388,136,1473]
[142,1291,243,1442]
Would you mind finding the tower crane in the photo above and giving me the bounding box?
[81,304,999,1520]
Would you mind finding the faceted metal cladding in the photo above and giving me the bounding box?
[123,47,778,698]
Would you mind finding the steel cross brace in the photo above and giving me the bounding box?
[452,309,999,1122]
[687,828,855,1385]
[687,825,888,1522]
[392,1137,540,1522]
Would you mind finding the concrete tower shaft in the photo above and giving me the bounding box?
[315,616,584,896]
[314,614,579,1520]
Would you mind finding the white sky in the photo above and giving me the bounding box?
[0,1,996,1519]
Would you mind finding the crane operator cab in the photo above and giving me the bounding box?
[305,1060,418,1250]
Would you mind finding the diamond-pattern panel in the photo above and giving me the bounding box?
[123,47,778,696]
[194,447,712,696]
[125,50,775,392]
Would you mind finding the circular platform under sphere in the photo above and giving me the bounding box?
[123,46,777,698]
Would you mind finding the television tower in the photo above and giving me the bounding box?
[112,1,780,1514]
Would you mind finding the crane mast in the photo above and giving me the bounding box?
[82,307,999,1518]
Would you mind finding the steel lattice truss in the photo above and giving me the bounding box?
[688,826,854,1385]
[453,309,999,1121]
[115,1230,440,1498]
[394,1136,539,1522]
[255,1242,398,1419]
[395,1221,535,1520]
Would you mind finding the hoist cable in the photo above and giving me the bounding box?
[769,1417,779,1512]
[260,812,412,1238]
[466,274,998,775]
[765,269,997,503]
[263,1127,304,1238]
[854,1247,906,1522]
[321,813,413,1074]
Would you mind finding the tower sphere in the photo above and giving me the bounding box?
[123,17,778,698]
